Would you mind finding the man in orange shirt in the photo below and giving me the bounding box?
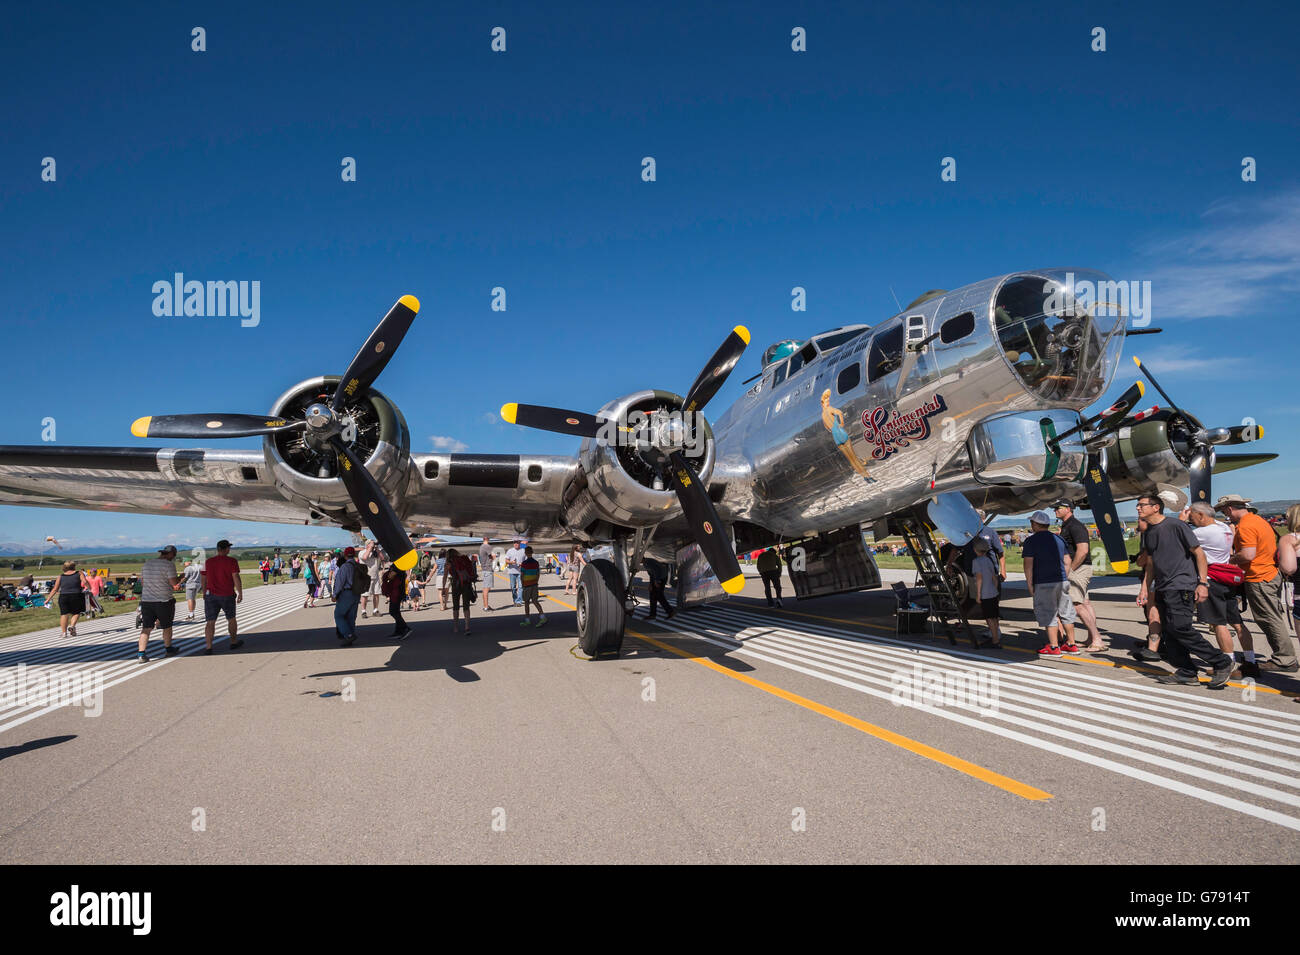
[1217,494,1296,673]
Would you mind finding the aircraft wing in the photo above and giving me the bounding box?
[0,445,315,524]
[0,445,582,543]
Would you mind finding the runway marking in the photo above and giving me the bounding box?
[649,601,1300,831]
[746,599,1295,697]
[0,586,308,736]
[628,626,1052,801]
[537,586,1049,800]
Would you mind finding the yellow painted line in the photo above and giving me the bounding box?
[628,624,1050,801]
[545,579,1048,800]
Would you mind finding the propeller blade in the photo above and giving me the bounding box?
[332,295,420,412]
[500,403,604,439]
[1210,423,1265,446]
[1131,356,1183,417]
[1188,448,1214,506]
[131,414,305,440]
[1080,452,1129,574]
[1092,380,1145,432]
[664,450,745,594]
[329,436,418,571]
[683,326,750,414]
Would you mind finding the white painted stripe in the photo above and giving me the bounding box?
[0,590,307,735]
[643,611,1300,831]
[695,609,1300,760]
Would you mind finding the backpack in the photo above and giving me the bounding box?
[454,555,477,585]
[352,560,371,593]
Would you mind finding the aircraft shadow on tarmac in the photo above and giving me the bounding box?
[0,734,76,762]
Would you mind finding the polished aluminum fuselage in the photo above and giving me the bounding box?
[705,272,1114,538]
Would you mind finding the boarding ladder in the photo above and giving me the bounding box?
[897,510,977,648]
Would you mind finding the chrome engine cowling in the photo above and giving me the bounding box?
[262,376,411,509]
[563,390,716,533]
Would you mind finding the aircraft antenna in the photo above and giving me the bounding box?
[889,286,903,313]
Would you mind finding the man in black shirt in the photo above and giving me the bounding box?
[643,557,675,620]
[1054,501,1105,651]
[1135,492,1232,688]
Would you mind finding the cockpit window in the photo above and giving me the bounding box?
[867,325,904,382]
[994,272,1124,404]
[770,360,788,386]
[813,329,859,353]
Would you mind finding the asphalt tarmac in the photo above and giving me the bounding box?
[2,568,1298,864]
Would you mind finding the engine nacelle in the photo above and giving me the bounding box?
[262,376,412,515]
[562,390,716,535]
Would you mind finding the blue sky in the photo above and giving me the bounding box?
[1,0,1297,551]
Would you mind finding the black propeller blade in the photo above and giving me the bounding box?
[500,325,751,592]
[1051,380,1145,448]
[129,294,423,568]
[1080,452,1129,573]
[683,326,751,414]
[499,404,605,439]
[663,450,744,594]
[330,436,418,571]
[332,295,420,412]
[131,414,306,440]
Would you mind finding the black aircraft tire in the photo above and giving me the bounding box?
[577,558,626,658]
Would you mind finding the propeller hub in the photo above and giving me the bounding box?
[305,403,335,430]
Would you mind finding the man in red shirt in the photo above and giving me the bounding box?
[201,539,244,654]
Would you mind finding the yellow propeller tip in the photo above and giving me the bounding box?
[1111,560,1129,575]
[130,416,152,438]
[1257,426,1264,439]
[399,294,420,312]
[1135,380,1144,396]
[1132,356,1141,366]
[733,325,751,345]
[395,549,419,572]
[721,574,746,595]
[500,402,518,424]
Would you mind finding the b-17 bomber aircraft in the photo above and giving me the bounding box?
[0,271,1276,655]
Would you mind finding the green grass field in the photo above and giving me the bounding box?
[0,568,277,640]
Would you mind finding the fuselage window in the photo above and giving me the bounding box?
[836,362,861,395]
[770,361,789,387]
[940,311,976,344]
[867,325,904,382]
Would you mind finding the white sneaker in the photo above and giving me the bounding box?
[361,610,369,618]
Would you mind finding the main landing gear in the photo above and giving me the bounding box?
[576,558,628,658]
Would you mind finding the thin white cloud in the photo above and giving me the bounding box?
[1130,343,1244,377]
[430,435,469,452]
[1139,190,1300,320]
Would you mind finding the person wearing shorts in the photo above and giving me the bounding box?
[182,559,203,621]
[519,546,546,627]
[138,545,182,662]
[971,537,1001,648]
[1022,510,1077,656]
[47,561,88,639]
[1055,501,1105,651]
[202,539,244,653]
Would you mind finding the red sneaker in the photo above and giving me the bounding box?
[1060,643,1080,653]
[1038,645,1062,656]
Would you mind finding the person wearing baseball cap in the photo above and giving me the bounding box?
[1217,493,1296,672]
[1053,499,1105,652]
[1022,510,1077,656]
[137,545,182,662]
